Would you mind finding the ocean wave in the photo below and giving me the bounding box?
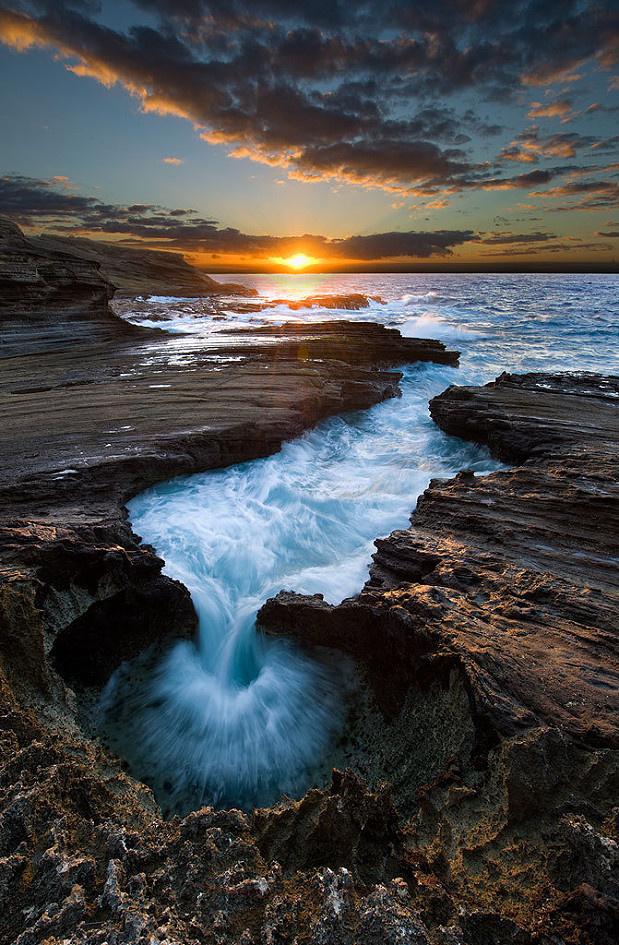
[399,312,480,340]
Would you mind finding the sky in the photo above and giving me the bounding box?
[0,0,618,272]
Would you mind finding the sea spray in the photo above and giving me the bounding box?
[99,360,501,814]
[103,273,618,813]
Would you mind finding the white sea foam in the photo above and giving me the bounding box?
[100,358,500,813]
[399,312,479,340]
[102,272,619,813]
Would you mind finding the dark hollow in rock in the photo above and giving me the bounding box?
[50,578,196,687]
[1,242,617,945]
[258,370,619,943]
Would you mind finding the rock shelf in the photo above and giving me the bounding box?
[0,222,616,942]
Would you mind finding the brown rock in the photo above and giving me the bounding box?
[31,230,255,298]
[219,319,459,366]
[258,371,619,943]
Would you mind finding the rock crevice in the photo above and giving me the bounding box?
[257,371,619,942]
[1,231,617,945]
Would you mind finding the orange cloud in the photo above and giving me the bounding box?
[0,9,53,52]
[66,60,119,89]
[500,146,538,163]
[522,63,584,87]
[528,100,573,120]
[162,157,184,165]
[0,9,194,124]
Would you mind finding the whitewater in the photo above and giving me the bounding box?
[100,273,619,814]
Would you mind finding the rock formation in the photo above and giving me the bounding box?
[0,217,113,317]
[218,320,459,365]
[0,217,145,355]
[256,292,382,310]
[260,371,619,943]
[0,247,617,945]
[0,281,469,943]
[0,215,255,357]
[31,231,253,298]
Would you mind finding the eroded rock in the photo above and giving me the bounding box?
[258,371,619,943]
[1,308,616,944]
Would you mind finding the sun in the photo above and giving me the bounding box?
[285,253,314,270]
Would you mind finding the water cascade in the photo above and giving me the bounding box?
[102,275,619,813]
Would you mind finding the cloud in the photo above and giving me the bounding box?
[585,102,619,115]
[498,127,601,162]
[479,231,556,245]
[0,1,617,197]
[0,173,476,258]
[529,178,619,210]
[527,99,573,120]
[327,230,475,259]
[482,240,612,256]
[477,168,560,191]
[162,156,184,165]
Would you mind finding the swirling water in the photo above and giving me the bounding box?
[102,273,619,813]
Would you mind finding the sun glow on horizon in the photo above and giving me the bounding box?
[284,253,315,270]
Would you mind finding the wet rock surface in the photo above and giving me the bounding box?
[217,320,459,366]
[1,227,617,945]
[259,371,619,943]
[233,292,382,311]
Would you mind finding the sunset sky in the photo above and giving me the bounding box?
[1,0,618,271]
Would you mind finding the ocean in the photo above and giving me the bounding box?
[100,273,619,813]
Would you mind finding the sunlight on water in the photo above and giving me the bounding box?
[102,274,619,813]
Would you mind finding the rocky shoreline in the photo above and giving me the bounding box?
[0,227,617,944]
[260,370,619,942]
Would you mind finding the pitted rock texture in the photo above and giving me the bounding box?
[1,308,617,944]
[259,372,619,943]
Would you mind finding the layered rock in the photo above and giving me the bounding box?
[0,306,467,944]
[2,276,616,945]
[0,216,257,356]
[31,231,254,298]
[244,292,382,311]
[218,320,459,366]
[0,217,141,355]
[0,303,460,681]
[0,217,113,317]
[259,371,619,942]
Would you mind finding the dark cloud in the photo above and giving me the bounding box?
[483,240,613,256]
[0,174,476,258]
[530,179,619,209]
[499,128,601,163]
[0,0,617,195]
[478,169,560,190]
[327,230,475,259]
[0,174,215,227]
[479,231,556,244]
